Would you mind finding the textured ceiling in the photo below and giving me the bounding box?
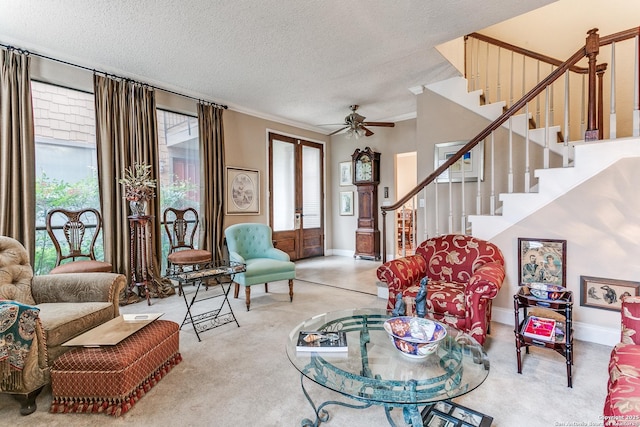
[0,0,556,133]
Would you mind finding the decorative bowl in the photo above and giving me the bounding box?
[528,283,566,300]
[383,316,447,359]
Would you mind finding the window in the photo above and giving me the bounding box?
[157,109,201,271]
[32,81,100,275]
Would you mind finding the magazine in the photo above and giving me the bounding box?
[522,315,556,341]
[296,331,348,352]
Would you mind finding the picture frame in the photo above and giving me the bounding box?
[580,276,640,311]
[339,161,352,186]
[518,238,567,287]
[339,191,354,216]
[421,401,493,427]
[226,166,260,215]
[434,140,484,183]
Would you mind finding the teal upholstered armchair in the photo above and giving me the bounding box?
[224,223,295,311]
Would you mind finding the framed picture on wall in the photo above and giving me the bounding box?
[339,191,354,215]
[226,167,260,215]
[339,161,352,186]
[434,140,484,183]
[518,238,567,287]
[580,276,640,311]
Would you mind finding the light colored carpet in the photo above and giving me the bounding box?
[0,276,612,426]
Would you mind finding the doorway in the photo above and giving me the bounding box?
[396,152,417,256]
[268,132,324,261]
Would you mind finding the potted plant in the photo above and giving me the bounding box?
[119,162,157,216]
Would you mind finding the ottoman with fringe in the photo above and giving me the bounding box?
[50,319,181,416]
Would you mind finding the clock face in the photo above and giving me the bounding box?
[356,155,372,181]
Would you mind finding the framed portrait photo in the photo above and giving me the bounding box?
[518,238,567,287]
[339,161,352,186]
[339,191,353,216]
[434,140,484,183]
[580,276,640,311]
[226,167,260,215]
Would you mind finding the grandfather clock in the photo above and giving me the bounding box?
[352,147,381,260]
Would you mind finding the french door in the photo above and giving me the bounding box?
[268,133,324,261]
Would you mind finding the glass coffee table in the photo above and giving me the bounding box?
[286,308,490,427]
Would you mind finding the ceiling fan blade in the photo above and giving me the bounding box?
[361,126,374,137]
[362,121,395,128]
[328,126,348,136]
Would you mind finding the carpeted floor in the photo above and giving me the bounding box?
[0,257,612,426]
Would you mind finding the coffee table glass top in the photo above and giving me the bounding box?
[286,308,489,405]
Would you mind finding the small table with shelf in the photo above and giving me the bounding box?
[513,286,574,387]
[166,261,245,342]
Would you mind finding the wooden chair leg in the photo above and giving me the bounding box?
[234,282,240,298]
[245,286,251,311]
[288,279,294,302]
[264,283,269,293]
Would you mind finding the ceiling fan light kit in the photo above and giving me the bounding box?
[327,105,395,137]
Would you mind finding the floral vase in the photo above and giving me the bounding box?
[129,199,147,217]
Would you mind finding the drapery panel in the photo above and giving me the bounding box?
[0,49,35,263]
[198,103,225,262]
[94,75,161,284]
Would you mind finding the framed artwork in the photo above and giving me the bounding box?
[339,191,353,216]
[580,276,640,311]
[339,161,352,186]
[434,140,484,183]
[226,167,260,215]
[518,238,567,287]
[422,401,493,427]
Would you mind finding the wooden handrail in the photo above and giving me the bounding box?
[381,27,640,262]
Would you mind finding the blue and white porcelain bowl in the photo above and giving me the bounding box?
[383,316,447,359]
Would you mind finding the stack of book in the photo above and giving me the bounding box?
[521,315,557,341]
[296,331,348,352]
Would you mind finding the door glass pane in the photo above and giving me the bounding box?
[302,145,321,229]
[272,139,295,231]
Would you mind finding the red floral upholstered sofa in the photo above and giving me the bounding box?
[604,296,640,426]
[376,234,505,346]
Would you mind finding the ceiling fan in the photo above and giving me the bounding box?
[327,105,395,138]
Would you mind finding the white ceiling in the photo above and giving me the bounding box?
[0,0,558,133]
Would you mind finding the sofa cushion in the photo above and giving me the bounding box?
[0,236,36,305]
[37,302,115,363]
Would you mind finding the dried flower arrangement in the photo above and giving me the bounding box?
[119,162,157,201]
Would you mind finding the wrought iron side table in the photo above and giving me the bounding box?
[167,261,245,341]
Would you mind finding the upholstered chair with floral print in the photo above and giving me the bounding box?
[604,296,640,424]
[376,234,505,346]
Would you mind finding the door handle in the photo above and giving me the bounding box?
[294,213,301,230]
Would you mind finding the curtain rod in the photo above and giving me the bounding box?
[1,42,228,110]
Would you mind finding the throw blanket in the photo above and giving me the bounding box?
[0,300,39,391]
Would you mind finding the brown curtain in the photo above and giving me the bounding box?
[198,103,225,262]
[0,49,35,263]
[93,75,161,283]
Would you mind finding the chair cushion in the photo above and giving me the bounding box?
[167,249,212,265]
[401,279,466,319]
[37,302,115,363]
[234,258,296,287]
[50,260,112,274]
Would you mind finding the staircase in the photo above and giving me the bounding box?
[426,76,640,240]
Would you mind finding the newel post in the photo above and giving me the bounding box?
[585,28,600,141]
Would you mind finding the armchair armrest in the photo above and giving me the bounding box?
[466,261,506,299]
[621,296,640,345]
[264,247,290,262]
[376,255,427,308]
[31,272,125,305]
[229,251,246,264]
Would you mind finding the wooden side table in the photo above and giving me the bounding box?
[514,286,574,387]
[128,215,154,305]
